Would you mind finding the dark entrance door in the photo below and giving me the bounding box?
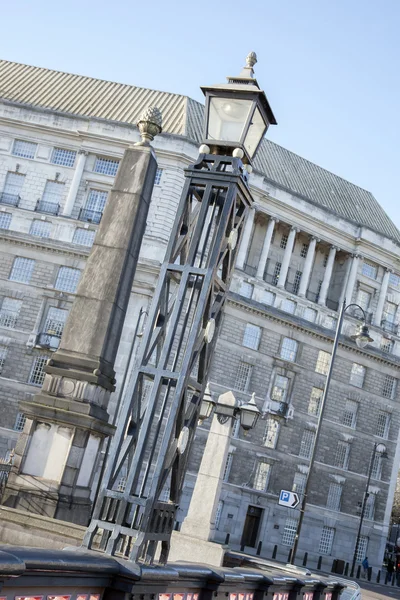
[241,505,262,547]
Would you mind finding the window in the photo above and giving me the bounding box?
[253,462,271,491]
[0,212,12,229]
[117,475,127,492]
[308,387,323,416]
[355,536,369,561]
[28,355,48,386]
[356,290,371,312]
[371,453,383,479]
[319,526,335,555]
[3,172,25,200]
[364,495,375,520]
[9,257,35,283]
[380,338,393,353]
[272,262,281,285]
[55,267,81,293]
[51,147,77,167]
[82,189,108,223]
[349,363,366,388]
[234,361,252,391]
[240,282,253,299]
[334,441,350,469]
[12,139,37,159]
[300,244,308,258]
[282,518,298,546]
[231,418,240,438]
[14,412,26,432]
[73,228,96,247]
[29,220,52,238]
[299,430,315,459]
[0,298,22,328]
[362,261,378,279]
[323,254,329,267]
[280,337,298,362]
[154,168,163,185]
[215,500,223,529]
[280,234,288,249]
[282,298,296,314]
[327,483,342,511]
[382,375,396,399]
[260,290,275,306]
[304,307,317,323]
[242,324,261,350]
[263,418,280,448]
[41,181,64,208]
[389,273,400,290]
[292,270,302,294]
[383,302,397,324]
[342,399,358,428]
[44,307,68,337]
[223,452,233,482]
[292,472,307,496]
[94,156,119,176]
[0,346,7,374]
[376,412,390,438]
[315,350,330,375]
[271,375,289,403]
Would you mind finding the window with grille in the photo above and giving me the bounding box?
[260,290,275,306]
[383,375,396,399]
[304,307,317,322]
[28,355,48,386]
[282,298,296,314]
[299,430,315,459]
[9,257,35,283]
[263,418,280,448]
[12,139,37,159]
[282,518,298,546]
[323,254,329,267]
[253,462,271,491]
[14,412,26,432]
[41,181,64,206]
[327,483,342,511]
[280,234,288,249]
[273,262,281,284]
[300,244,308,258]
[292,472,307,496]
[334,441,350,469]
[0,298,22,328]
[29,220,52,238]
[154,168,163,185]
[0,212,12,229]
[73,228,96,247]
[231,418,240,438]
[234,361,252,391]
[356,289,371,312]
[349,363,366,388]
[242,323,261,350]
[3,172,25,197]
[293,270,302,294]
[364,494,375,520]
[215,500,223,529]
[315,350,331,375]
[271,375,289,403]
[55,267,81,293]
[0,346,7,374]
[376,412,390,438]
[117,476,127,492]
[51,148,77,167]
[308,387,323,416]
[383,302,397,323]
[355,536,369,561]
[362,262,378,279]
[44,307,68,337]
[280,337,298,362]
[380,338,393,353]
[389,273,400,290]
[323,316,337,330]
[223,452,233,481]
[240,282,253,298]
[319,526,335,554]
[341,399,358,428]
[94,156,120,176]
[85,189,108,213]
[371,453,383,479]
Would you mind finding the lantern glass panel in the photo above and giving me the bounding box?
[244,106,266,158]
[207,97,253,143]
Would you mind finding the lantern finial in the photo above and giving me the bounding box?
[246,52,257,69]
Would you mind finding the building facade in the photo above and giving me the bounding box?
[0,60,399,568]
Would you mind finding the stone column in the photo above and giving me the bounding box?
[256,217,276,279]
[374,269,391,326]
[344,254,361,303]
[236,207,255,270]
[62,150,88,217]
[318,246,338,306]
[298,237,318,297]
[276,227,297,289]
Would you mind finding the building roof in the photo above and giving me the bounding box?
[0,59,398,243]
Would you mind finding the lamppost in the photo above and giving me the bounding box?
[350,442,388,577]
[199,385,260,432]
[290,299,374,565]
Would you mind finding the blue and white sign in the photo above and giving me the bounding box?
[279,489,299,508]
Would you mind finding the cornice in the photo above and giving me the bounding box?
[0,230,89,258]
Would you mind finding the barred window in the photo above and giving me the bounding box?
[383,375,397,399]
[315,350,330,375]
[253,461,271,491]
[308,387,323,416]
[364,495,375,520]
[282,518,298,546]
[362,261,378,279]
[154,168,163,185]
[263,418,280,448]
[380,338,393,353]
[260,290,275,306]
[349,363,366,388]
[356,289,371,312]
[231,418,240,439]
[3,172,25,197]
[85,189,108,213]
[323,315,337,330]
[44,307,68,337]
[334,441,350,469]
[234,361,252,392]
[342,399,358,428]
[51,147,77,167]
[383,302,397,323]
[293,270,302,294]
[376,411,390,438]
[12,139,37,159]
[55,267,81,293]
[223,452,233,482]
[319,526,335,555]
[304,307,317,323]
[300,244,308,258]
[326,483,342,511]
[29,220,52,238]
[0,298,22,329]
[280,234,288,249]
[0,346,7,374]
[323,254,329,267]
[371,453,383,479]
[355,536,369,562]
[299,430,315,459]
[73,228,96,247]
[280,337,298,362]
[240,281,253,299]
[117,476,127,492]
[0,212,12,230]
[273,262,281,285]
[282,298,296,314]
[42,181,64,206]
[215,500,223,529]
[28,355,48,386]
[389,273,400,290]
[242,323,261,350]
[271,375,289,403]
[292,472,307,496]
[14,412,26,432]
[94,156,119,176]
[9,257,35,283]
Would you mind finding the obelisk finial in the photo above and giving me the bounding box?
[135,106,162,146]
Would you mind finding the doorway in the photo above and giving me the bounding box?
[241,505,262,547]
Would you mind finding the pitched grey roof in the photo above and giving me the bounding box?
[0,59,398,243]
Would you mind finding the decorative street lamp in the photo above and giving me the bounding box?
[199,387,260,434]
[290,300,374,565]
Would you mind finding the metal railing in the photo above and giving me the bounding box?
[37,332,62,350]
[79,208,103,224]
[35,199,60,215]
[0,192,20,207]
[381,319,398,334]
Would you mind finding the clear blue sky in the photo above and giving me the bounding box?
[1,0,399,228]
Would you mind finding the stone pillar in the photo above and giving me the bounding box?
[344,254,361,303]
[298,237,318,297]
[236,207,255,270]
[318,246,337,306]
[276,227,297,289]
[374,269,391,326]
[256,217,276,279]
[62,150,88,217]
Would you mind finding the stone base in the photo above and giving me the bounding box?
[168,531,228,566]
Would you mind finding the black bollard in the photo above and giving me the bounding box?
[356,565,361,579]
[392,572,395,586]
[317,556,322,570]
[344,563,349,576]
[303,552,308,567]
[288,549,292,563]
[257,541,262,556]
[331,559,336,573]
[376,570,380,584]
[240,543,245,552]
[174,521,180,531]
[272,545,277,559]
[225,533,230,545]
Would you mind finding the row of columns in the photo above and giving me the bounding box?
[62,149,88,217]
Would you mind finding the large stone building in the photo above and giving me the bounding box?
[0,59,399,569]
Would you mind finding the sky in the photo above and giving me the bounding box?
[1,0,399,228]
